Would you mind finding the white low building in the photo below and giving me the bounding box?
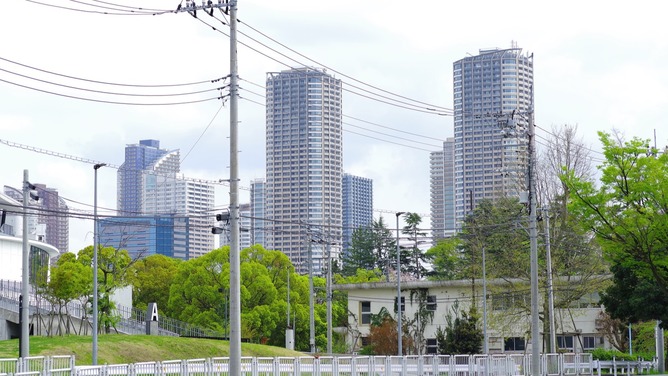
[336,278,609,355]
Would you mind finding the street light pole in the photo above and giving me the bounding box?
[92,163,106,365]
[20,170,30,358]
[395,211,405,356]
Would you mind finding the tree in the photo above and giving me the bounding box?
[77,245,134,333]
[405,288,435,355]
[437,302,482,355]
[365,307,400,355]
[401,213,429,280]
[563,131,668,324]
[36,252,91,335]
[425,238,461,281]
[342,227,377,276]
[342,218,395,280]
[129,254,181,312]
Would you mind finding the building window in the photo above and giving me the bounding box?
[426,338,438,354]
[583,336,597,350]
[360,301,371,325]
[504,337,526,351]
[557,335,574,350]
[394,296,405,313]
[427,295,437,312]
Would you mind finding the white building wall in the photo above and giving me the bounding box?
[338,279,609,355]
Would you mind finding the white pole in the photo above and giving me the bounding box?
[396,211,405,356]
[482,247,488,354]
[308,239,315,353]
[326,229,332,354]
[544,208,556,353]
[228,0,242,373]
[20,169,29,358]
[528,93,541,376]
[92,163,105,365]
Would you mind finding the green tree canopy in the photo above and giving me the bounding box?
[342,217,395,279]
[129,254,181,312]
[563,131,668,324]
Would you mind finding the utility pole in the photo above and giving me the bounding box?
[528,82,540,376]
[308,238,315,353]
[20,170,30,358]
[175,0,240,371]
[544,207,556,353]
[326,219,332,354]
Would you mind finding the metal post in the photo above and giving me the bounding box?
[482,247,488,354]
[396,211,405,356]
[326,232,332,354]
[544,207,556,353]
[92,163,105,365]
[528,96,540,376]
[20,169,29,358]
[656,321,665,373]
[227,1,241,374]
[308,239,315,353]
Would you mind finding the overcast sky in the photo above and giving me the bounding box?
[1,0,666,253]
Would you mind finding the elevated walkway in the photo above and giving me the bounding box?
[0,280,223,340]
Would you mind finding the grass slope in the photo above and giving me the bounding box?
[0,335,306,365]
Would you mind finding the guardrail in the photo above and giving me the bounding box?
[0,280,224,338]
[593,358,656,376]
[0,353,615,376]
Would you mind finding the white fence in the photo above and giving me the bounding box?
[0,353,621,376]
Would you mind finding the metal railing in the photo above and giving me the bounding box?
[0,280,223,338]
[1,353,611,376]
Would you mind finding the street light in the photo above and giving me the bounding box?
[92,163,106,365]
[395,211,405,356]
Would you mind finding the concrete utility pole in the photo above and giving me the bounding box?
[395,211,405,356]
[308,238,315,353]
[228,1,241,373]
[326,221,332,354]
[544,207,556,353]
[20,169,30,358]
[528,86,540,376]
[175,1,240,372]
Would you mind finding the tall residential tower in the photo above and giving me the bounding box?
[265,67,343,274]
[452,46,533,224]
[342,174,373,257]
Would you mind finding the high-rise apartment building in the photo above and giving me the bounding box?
[342,174,373,257]
[451,46,533,225]
[99,215,189,260]
[3,184,68,253]
[108,139,214,259]
[34,184,69,252]
[249,178,266,248]
[429,138,455,243]
[265,67,343,274]
[117,139,180,216]
[142,175,214,258]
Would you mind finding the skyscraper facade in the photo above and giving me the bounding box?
[117,139,180,216]
[34,184,69,252]
[249,178,266,248]
[142,175,214,258]
[110,139,214,259]
[99,215,190,260]
[342,173,373,257]
[452,47,533,225]
[429,138,455,243]
[265,67,343,274]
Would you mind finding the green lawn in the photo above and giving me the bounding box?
[0,335,306,365]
